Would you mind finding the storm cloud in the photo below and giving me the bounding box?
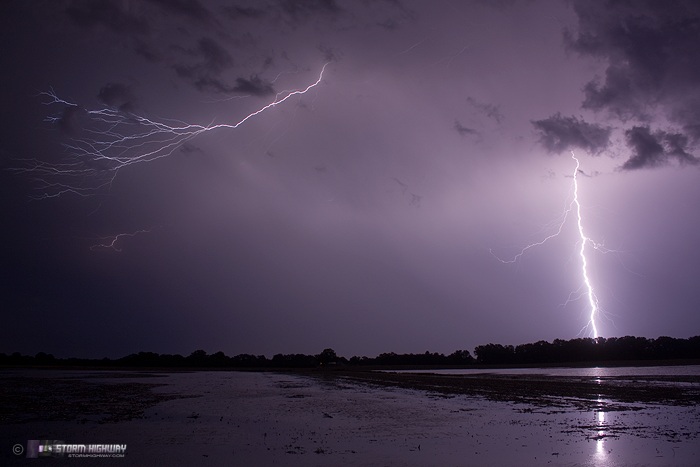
[232,76,276,97]
[622,126,698,170]
[454,120,479,138]
[466,97,504,124]
[531,113,611,154]
[566,0,700,168]
[145,0,212,23]
[172,37,235,93]
[3,1,700,360]
[65,0,150,34]
[97,83,137,112]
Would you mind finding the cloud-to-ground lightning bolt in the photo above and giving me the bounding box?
[11,63,329,199]
[570,153,600,338]
[491,151,603,338]
[90,229,150,252]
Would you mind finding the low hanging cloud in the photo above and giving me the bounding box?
[531,113,611,154]
[466,97,504,124]
[565,0,700,169]
[97,83,137,112]
[232,76,275,97]
[278,0,342,20]
[222,5,267,20]
[55,106,86,136]
[172,37,235,93]
[67,0,213,33]
[453,120,479,138]
[145,0,212,23]
[65,0,150,34]
[622,126,698,170]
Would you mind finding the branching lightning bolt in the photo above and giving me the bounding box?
[491,151,604,338]
[10,63,330,199]
[571,153,599,338]
[90,229,150,252]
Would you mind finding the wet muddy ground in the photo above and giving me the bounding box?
[2,369,699,466]
[320,369,700,410]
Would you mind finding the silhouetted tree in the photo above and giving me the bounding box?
[447,349,474,364]
[474,343,515,364]
[232,353,268,367]
[271,353,317,368]
[688,336,700,358]
[3,335,700,369]
[34,352,56,364]
[317,348,338,365]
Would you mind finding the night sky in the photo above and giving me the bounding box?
[2,0,700,359]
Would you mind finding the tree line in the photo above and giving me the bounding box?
[1,335,699,369]
[473,336,700,365]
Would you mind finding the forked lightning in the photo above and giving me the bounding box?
[491,152,603,337]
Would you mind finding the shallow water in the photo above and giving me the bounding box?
[395,364,700,378]
[2,370,699,466]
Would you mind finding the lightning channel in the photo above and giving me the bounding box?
[11,63,330,199]
[571,151,599,338]
[491,151,602,337]
[90,229,150,252]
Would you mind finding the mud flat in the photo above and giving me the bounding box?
[2,368,699,466]
[325,368,700,410]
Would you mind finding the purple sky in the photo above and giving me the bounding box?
[2,0,700,358]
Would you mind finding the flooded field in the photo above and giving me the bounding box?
[393,364,700,378]
[2,368,699,466]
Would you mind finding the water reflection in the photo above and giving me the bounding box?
[593,396,608,465]
[399,364,700,377]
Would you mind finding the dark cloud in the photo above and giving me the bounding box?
[173,72,235,94]
[474,0,519,9]
[65,0,150,34]
[145,0,211,23]
[277,0,342,19]
[622,126,666,170]
[566,0,700,164]
[232,76,275,97]
[466,97,504,124]
[133,39,161,62]
[575,168,600,178]
[97,83,137,112]
[179,142,203,156]
[622,126,698,170]
[392,177,408,195]
[5,0,700,361]
[219,0,353,30]
[409,193,421,207]
[222,5,267,20]
[195,37,233,74]
[531,113,611,154]
[319,45,340,62]
[377,18,399,30]
[173,37,235,93]
[673,102,700,142]
[454,120,479,138]
[580,65,641,121]
[391,178,421,207]
[55,105,86,136]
